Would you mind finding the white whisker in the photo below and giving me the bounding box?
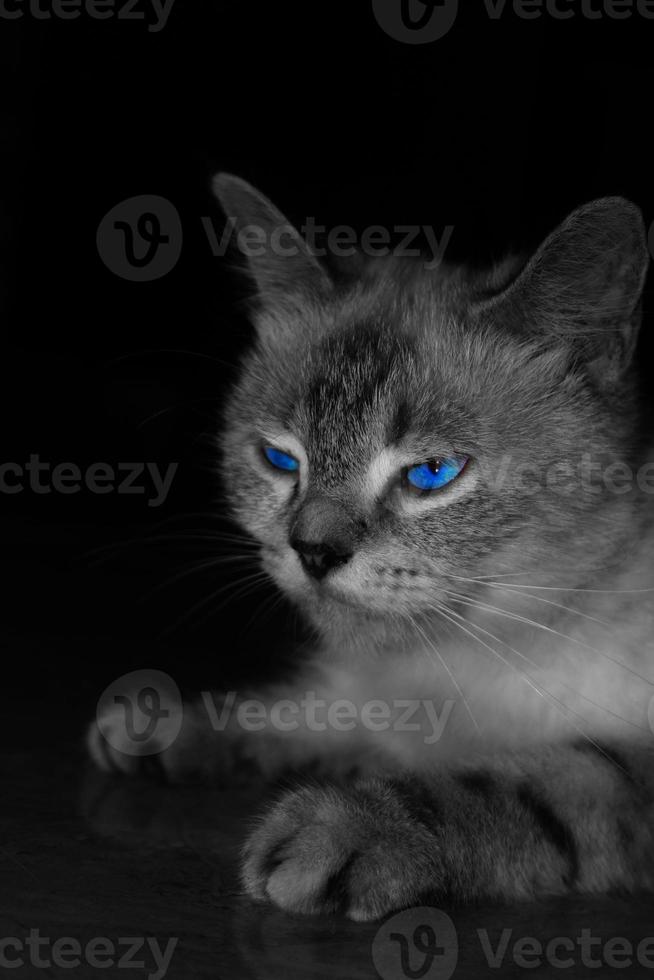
[408,613,481,734]
[438,587,654,686]
[431,601,633,765]
[438,595,650,735]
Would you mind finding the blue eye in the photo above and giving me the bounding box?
[405,455,468,492]
[263,445,300,473]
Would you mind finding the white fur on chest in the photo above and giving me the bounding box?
[315,601,654,768]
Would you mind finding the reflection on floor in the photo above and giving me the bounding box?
[4,740,654,979]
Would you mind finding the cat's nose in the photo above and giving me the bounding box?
[289,497,356,581]
[290,540,352,581]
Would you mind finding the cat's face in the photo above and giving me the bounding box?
[222,291,634,635]
[216,176,648,638]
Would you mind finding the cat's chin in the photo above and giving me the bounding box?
[292,586,369,617]
[297,584,415,630]
[301,595,424,654]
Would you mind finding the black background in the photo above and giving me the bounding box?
[3,0,653,728]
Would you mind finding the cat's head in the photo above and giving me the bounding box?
[215,175,649,640]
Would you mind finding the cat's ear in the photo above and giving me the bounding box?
[478,198,650,387]
[212,173,331,307]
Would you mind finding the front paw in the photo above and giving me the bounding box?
[242,779,443,921]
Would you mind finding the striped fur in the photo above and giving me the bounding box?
[243,743,654,920]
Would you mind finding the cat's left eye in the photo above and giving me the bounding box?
[263,445,300,473]
[404,455,469,493]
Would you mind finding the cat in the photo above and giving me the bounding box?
[89,174,654,922]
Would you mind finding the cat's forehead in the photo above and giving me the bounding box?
[307,324,413,405]
[289,324,424,479]
[256,304,544,482]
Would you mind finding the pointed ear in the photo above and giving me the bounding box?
[212,173,331,307]
[477,198,650,387]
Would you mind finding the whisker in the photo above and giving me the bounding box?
[105,347,235,371]
[431,601,633,765]
[136,396,223,430]
[80,530,259,567]
[137,553,259,605]
[407,614,481,734]
[482,583,612,629]
[184,574,275,635]
[438,595,651,735]
[443,561,654,594]
[444,583,611,636]
[485,583,654,595]
[242,588,286,639]
[158,570,270,637]
[439,587,654,686]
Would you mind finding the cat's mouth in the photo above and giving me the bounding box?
[312,580,367,608]
[261,544,440,617]
[306,572,425,617]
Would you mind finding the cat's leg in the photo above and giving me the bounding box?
[87,678,382,784]
[243,740,654,921]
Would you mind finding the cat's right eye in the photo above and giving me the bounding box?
[262,445,300,474]
[403,455,469,494]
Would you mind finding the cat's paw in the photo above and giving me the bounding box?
[242,779,443,921]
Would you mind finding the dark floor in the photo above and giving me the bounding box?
[3,704,654,980]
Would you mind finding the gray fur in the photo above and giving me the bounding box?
[217,175,649,643]
[90,176,654,921]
